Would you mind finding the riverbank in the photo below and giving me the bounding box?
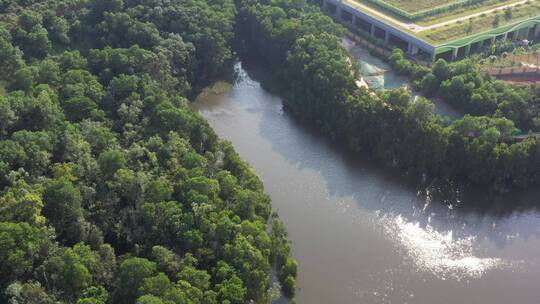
[194,61,540,304]
[236,0,540,190]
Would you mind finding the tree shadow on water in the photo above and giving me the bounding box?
[236,59,540,250]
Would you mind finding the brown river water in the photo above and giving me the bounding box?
[193,62,540,304]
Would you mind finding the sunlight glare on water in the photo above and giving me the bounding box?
[196,61,540,304]
[380,214,505,280]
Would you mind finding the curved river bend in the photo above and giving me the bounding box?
[194,62,540,304]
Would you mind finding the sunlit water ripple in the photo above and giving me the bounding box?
[379,213,511,280]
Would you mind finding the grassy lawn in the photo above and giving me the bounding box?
[416,0,527,26]
[418,1,540,44]
[382,0,456,12]
[341,0,540,46]
[352,0,528,25]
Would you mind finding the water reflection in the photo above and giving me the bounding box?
[380,213,506,280]
[194,61,540,304]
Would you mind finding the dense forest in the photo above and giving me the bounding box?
[388,50,540,133]
[0,0,297,303]
[3,0,540,301]
[236,0,540,190]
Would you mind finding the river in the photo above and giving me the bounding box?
[193,62,540,304]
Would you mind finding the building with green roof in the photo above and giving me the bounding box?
[318,0,540,60]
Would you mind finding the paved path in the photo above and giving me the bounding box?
[342,0,531,33]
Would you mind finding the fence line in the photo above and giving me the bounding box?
[483,66,540,75]
[483,52,540,75]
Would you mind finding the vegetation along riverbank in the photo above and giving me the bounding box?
[235,0,540,192]
[0,0,297,303]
